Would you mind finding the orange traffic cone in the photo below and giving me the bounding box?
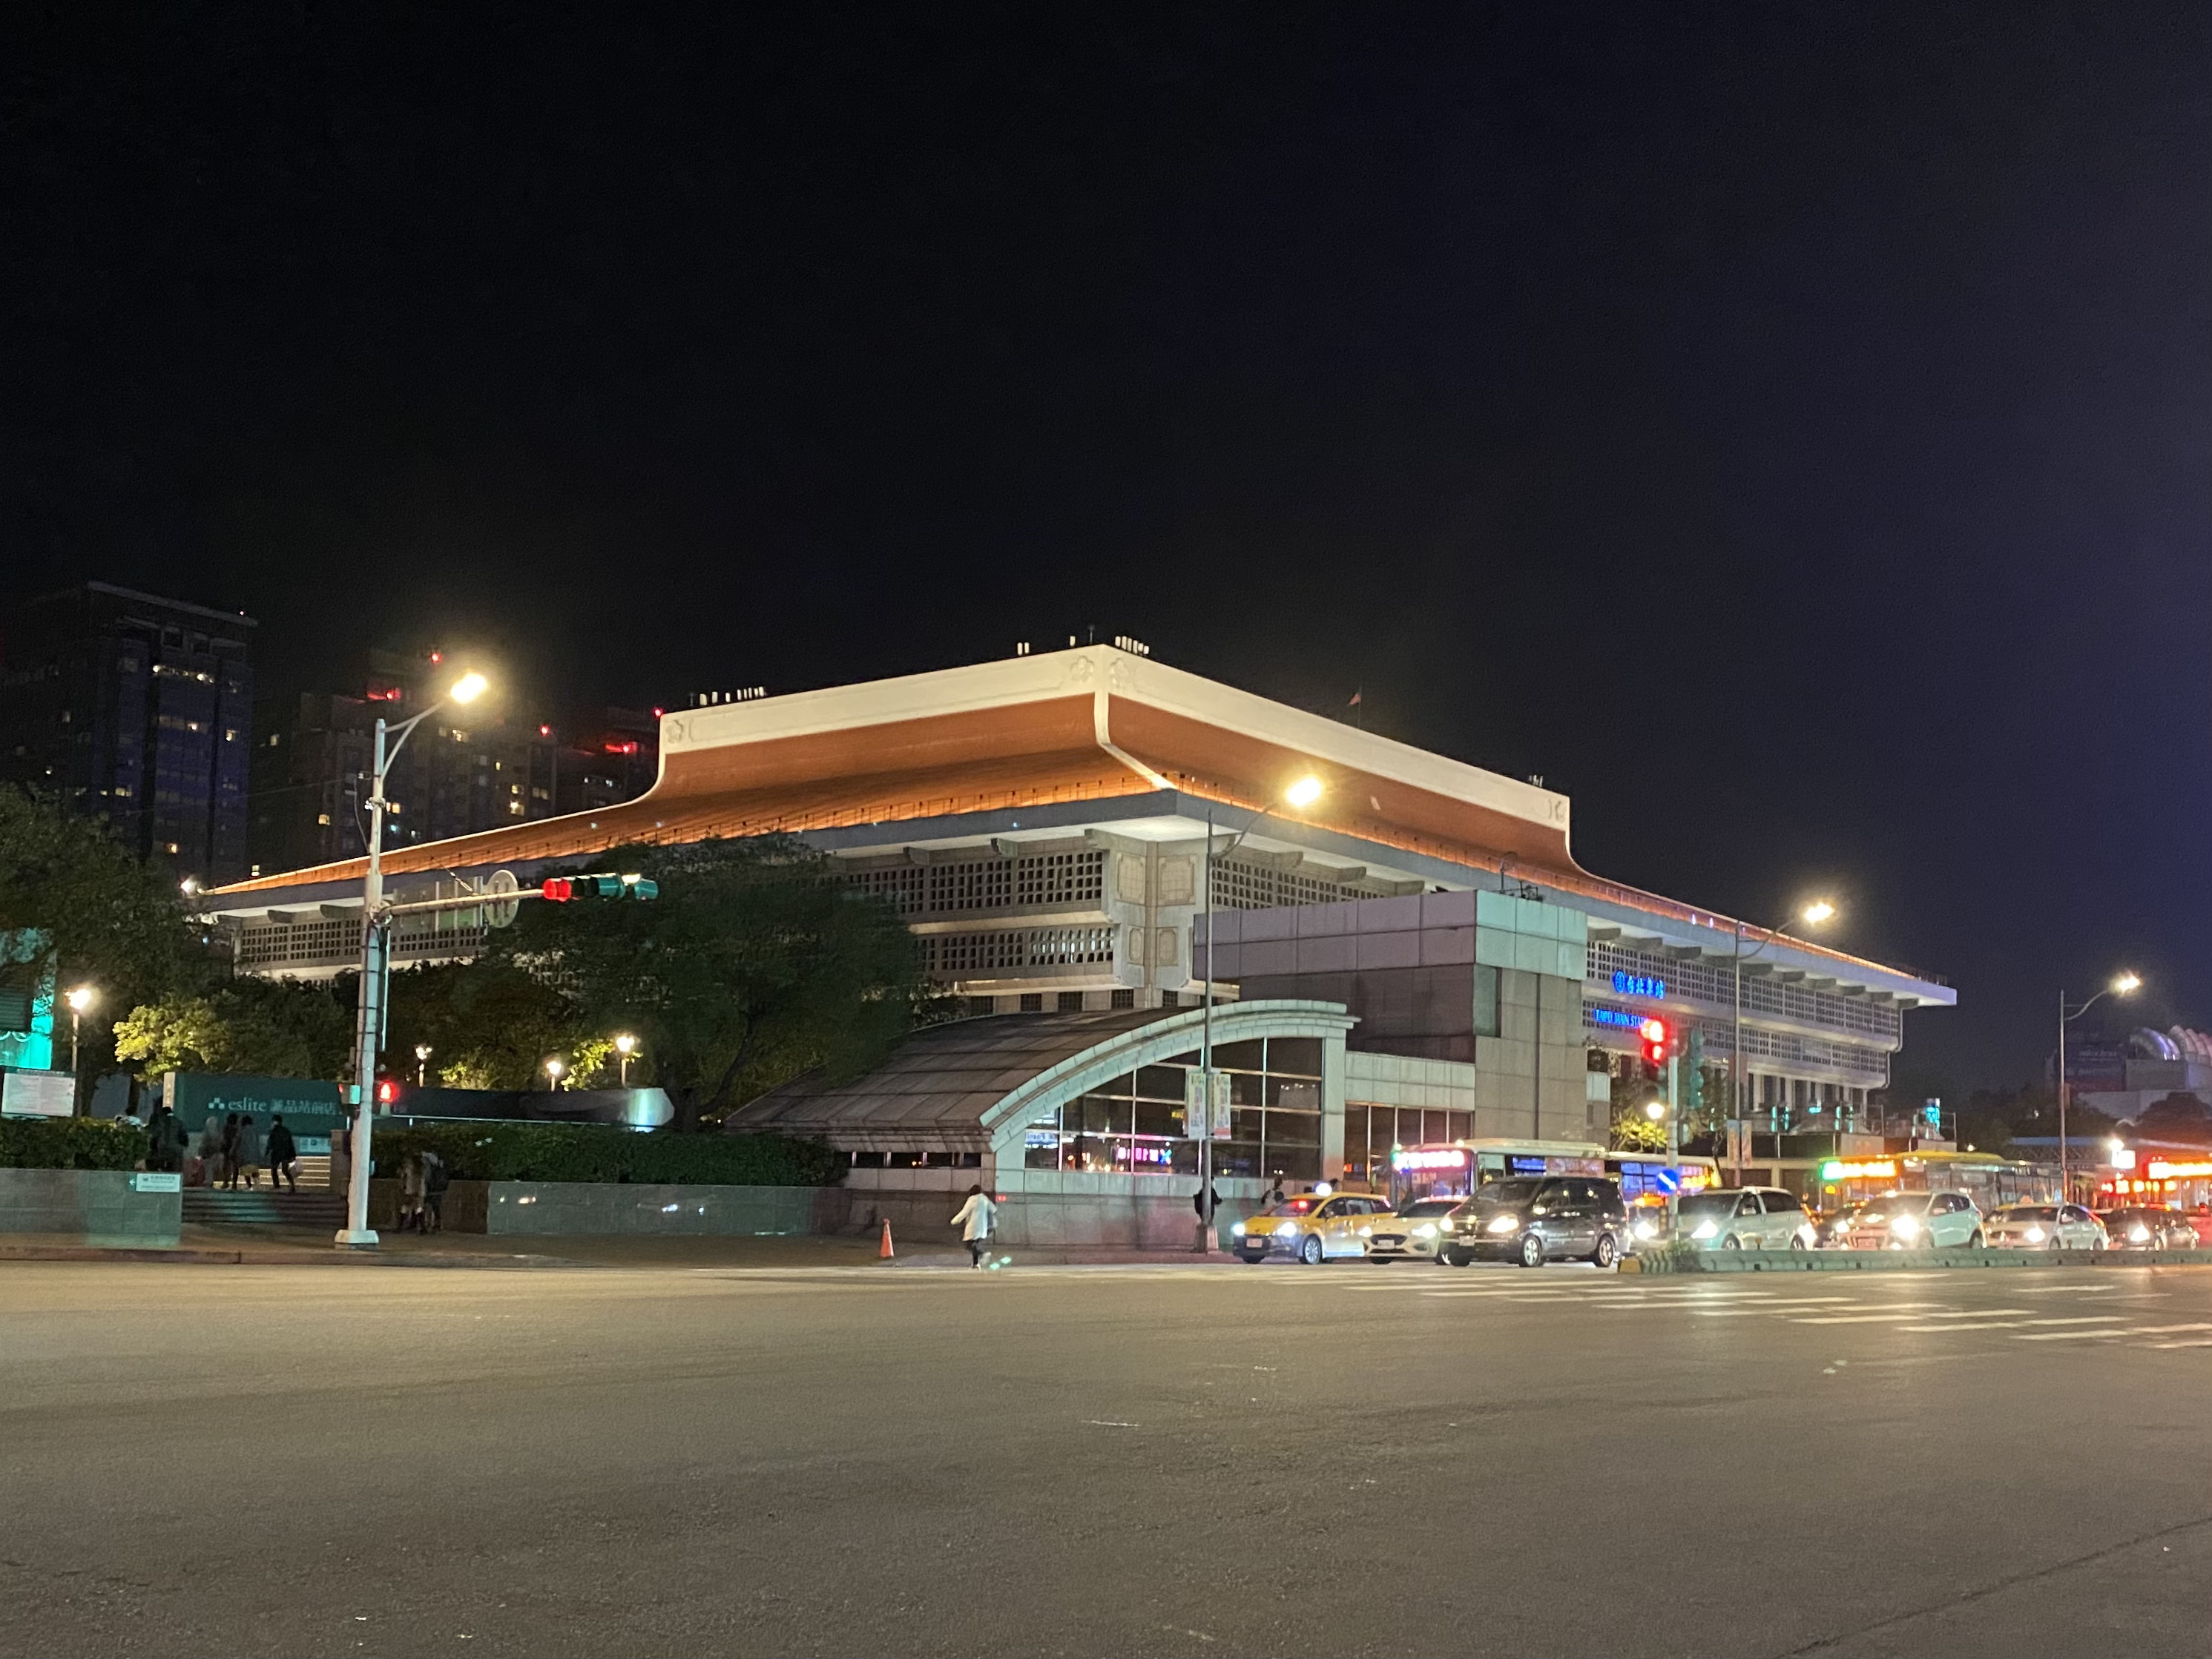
[878,1217,895,1259]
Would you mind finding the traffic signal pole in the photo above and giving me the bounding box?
[1666,1052,1681,1234]
[335,864,659,1250]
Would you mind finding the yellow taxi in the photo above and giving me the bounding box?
[1231,1191,1395,1264]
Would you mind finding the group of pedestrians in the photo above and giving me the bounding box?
[188,1111,300,1193]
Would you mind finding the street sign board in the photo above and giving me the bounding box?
[484,868,521,929]
[130,1171,182,1193]
[0,1068,73,1118]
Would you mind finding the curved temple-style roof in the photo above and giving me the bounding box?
[206,644,1944,996]
[211,645,1572,895]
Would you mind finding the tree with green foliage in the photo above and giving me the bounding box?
[480,834,934,1128]
[0,788,214,1100]
[113,977,353,1082]
[384,960,590,1091]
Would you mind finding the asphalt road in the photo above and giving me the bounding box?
[7,1259,2212,1659]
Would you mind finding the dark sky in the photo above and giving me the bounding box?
[7,4,2210,1096]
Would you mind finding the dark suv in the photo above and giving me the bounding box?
[1441,1175,1630,1270]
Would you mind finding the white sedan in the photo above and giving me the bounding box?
[1984,1204,2107,1250]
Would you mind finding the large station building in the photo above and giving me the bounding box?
[203,644,1955,1247]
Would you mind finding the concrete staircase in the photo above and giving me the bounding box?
[181,1185,349,1230]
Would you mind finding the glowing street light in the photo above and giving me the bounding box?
[1192,772,1329,1253]
[414,1043,433,1086]
[1644,1100,1667,1122]
[1730,898,1841,1174]
[544,1058,566,1092]
[2058,971,2142,1201]
[338,667,494,1250]
[64,985,96,1081]
[613,1033,639,1086]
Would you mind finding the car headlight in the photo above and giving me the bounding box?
[1486,1215,1520,1234]
[1633,1218,1659,1240]
[1230,1221,1245,1237]
[2024,1226,2044,1243]
[1891,1216,1920,1239]
[1413,1222,1438,1239]
[1691,1220,1718,1240]
[1274,1222,1298,1239]
[2130,1225,2150,1243]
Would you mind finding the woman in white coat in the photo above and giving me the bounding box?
[950,1184,998,1268]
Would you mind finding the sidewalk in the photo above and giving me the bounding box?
[0,1227,1260,1270]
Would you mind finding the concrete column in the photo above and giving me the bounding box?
[1321,1031,1347,1181]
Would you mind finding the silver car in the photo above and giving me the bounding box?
[1984,1204,2107,1250]
[1676,1187,1819,1252]
[1845,1190,1983,1250]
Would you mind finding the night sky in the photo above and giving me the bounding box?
[7,5,2209,1097]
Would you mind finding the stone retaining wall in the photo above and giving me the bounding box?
[369,1178,840,1236]
[0,1169,181,1242]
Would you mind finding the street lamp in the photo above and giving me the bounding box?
[414,1043,433,1086]
[544,1058,565,1091]
[337,669,490,1250]
[65,984,96,1085]
[614,1033,638,1086]
[1730,899,1838,1178]
[2058,971,2140,1204]
[1193,773,1325,1252]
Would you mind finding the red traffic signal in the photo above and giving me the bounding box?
[541,872,659,903]
[375,1078,399,1105]
[1639,1017,1670,1066]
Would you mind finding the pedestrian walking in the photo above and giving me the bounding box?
[399,1152,427,1233]
[266,1115,299,1195]
[423,1150,450,1233]
[220,1113,243,1190]
[233,1113,264,1190]
[949,1183,998,1268]
[195,1115,225,1187]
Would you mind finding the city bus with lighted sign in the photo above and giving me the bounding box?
[1815,1150,2053,1212]
[1386,1138,1606,1206]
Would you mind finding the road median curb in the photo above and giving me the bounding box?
[1636,1247,2212,1273]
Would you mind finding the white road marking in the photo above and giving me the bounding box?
[2014,1321,2212,1342]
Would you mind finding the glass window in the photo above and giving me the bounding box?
[1763,1191,1803,1214]
[1265,1110,1320,1147]
[1229,1069,1264,1106]
[1135,1064,1185,1101]
[1213,1040,1265,1072]
[1266,1037,1323,1078]
[1736,1193,1762,1218]
[1133,1101,1180,1139]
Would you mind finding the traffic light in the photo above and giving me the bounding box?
[1639,1017,1670,1068]
[375,1078,399,1106]
[1682,1029,1705,1117]
[540,872,659,903]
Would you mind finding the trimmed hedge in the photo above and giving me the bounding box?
[369,1122,846,1187]
[0,1117,149,1171]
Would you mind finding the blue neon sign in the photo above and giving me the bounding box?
[1590,1006,1645,1030]
[1610,970,1665,999]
